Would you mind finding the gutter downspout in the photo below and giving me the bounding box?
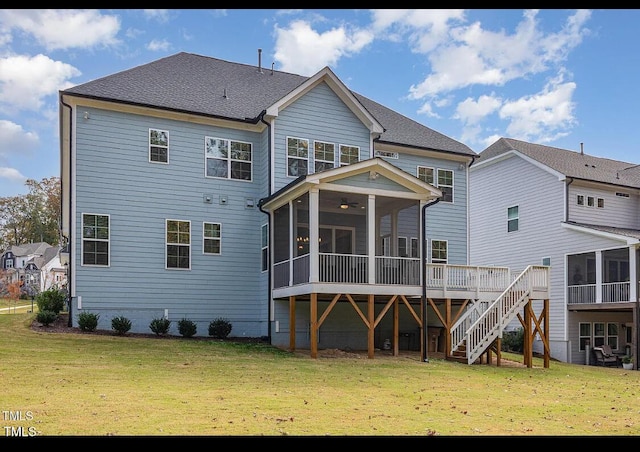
[421,197,441,363]
[258,110,272,342]
[565,178,573,222]
[59,94,73,327]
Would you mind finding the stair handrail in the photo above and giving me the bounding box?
[464,265,536,364]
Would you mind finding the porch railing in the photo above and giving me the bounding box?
[567,281,630,304]
[272,254,511,291]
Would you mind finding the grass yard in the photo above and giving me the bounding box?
[0,311,639,437]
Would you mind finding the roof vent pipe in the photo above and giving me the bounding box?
[580,142,584,155]
[271,62,274,75]
[258,48,263,74]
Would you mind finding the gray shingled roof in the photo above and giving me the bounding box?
[62,52,475,158]
[479,137,640,189]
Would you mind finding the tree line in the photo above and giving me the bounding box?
[0,177,62,251]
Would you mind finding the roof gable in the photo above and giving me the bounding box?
[259,157,441,211]
[476,137,640,189]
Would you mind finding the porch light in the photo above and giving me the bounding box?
[340,201,349,209]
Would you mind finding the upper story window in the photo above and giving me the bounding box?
[597,197,604,208]
[261,224,269,272]
[507,206,519,232]
[375,150,398,159]
[417,166,434,184]
[398,236,408,257]
[577,194,584,206]
[339,145,359,166]
[587,196,595,207]
[437,169,453,203]
[287,137,309,177]
[431,240,448,263]
[205,137,252,181]
[82,213,109,266]
[149,128,169,163]
[410,237,419,258]
[166,219,190,270]
[203,222,221,255]
[314,141,335,173]
[5,259,13,268]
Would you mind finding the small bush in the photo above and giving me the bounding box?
[149,317,171,335]
[78,311,99,332]
[36,288,66,314]
[111,316,132,335]
[178,318,197,338]
[36,310,58,326]
[501,328,524,353]
[208,317,232,339]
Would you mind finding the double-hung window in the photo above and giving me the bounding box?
[82,213,109,266]
[314,141,335,173]
[339,145,359,166]
[149,128,169,163]
[431,240,447,263]
[287,137,309,177]
[437,169,453,202]
[261,224,269,272]
[417,166,434,184]
[166,219,190,269]
[507,206,519,232]
[203,222,221,255]
[205,137,252,181]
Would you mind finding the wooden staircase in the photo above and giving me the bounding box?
[449,265,549,365]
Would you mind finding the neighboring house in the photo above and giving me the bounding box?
[469,137,639,368]
[59,52,549,363]
[0,242,65,294]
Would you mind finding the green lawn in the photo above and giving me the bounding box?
[0,311,638,437]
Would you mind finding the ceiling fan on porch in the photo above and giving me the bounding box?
[339,198,359,209]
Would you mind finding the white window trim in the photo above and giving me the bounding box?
[437,168,454,203]
[81,212,110,267]
[166,219,191,270]
[416,166,435,184]
[261,223,269,273]
[313,140,335,173]
[410,237,419,258]
[204,136,253,181]
[203,222,222,255]
[286,136,309,178]
[430,239,448,264]
[149,128,169,164]
[507,205,519,232]
[339,144,360,166]
[398,236,408,258]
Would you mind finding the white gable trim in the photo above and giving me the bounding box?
[472,150,566,181]
[260,157,441,211]
[561,222,639,245]
[265,67,384,135]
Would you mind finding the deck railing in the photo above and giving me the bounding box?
[272,254,511,291]
[567,281,631,304]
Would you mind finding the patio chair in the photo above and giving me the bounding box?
[592,346,620,367]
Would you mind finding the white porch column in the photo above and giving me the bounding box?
[309,188,320,283]
[367,194,376,284]
[630,245,637,302]
[288,200,294,286]
[391,210,398,255]
[595,250,602,303]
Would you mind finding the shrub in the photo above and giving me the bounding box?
[501,328,524,353]
[36,310,58,326]
[208,317,232,339]
[111,316,132,335]
[178,318,197,338]
[149,317,171,335]
[78,311,99,332]
[36,288,66,314]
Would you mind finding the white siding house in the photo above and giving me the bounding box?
[470,137,639,367]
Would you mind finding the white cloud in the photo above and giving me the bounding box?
[274,19,374,75]
[143,9,170,24]
[455,94,502,126]
[0,9,120,51]
[0,54,80,112]
[0,166,26,185]
[147,39,171,52]
[0,119,39,159]
[500,75,577,143]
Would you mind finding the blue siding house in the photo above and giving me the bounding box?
[59,52,549,362]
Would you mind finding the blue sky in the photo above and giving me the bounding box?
[1,9,638,198]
